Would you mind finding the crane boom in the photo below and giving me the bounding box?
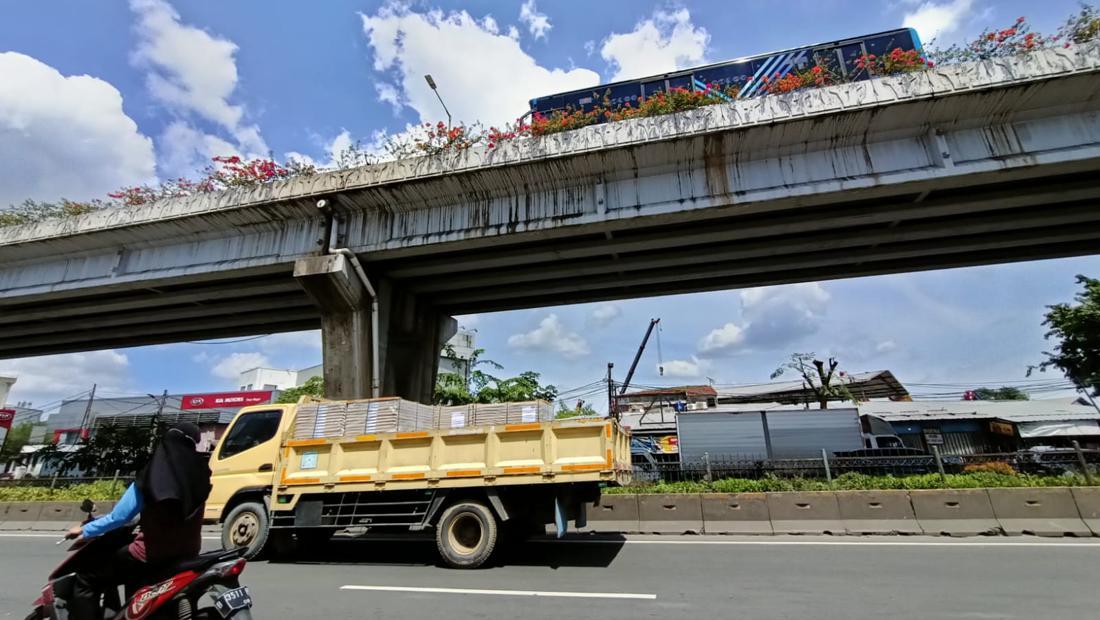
[619,318,660,395]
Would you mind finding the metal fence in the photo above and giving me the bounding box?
[635,447,1100,483]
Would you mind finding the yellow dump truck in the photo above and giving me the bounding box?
[206,399,631,568]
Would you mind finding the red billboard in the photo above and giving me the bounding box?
[180,391,273,410]
[0,408,14,430]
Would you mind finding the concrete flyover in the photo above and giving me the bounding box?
[2,44,1100,400]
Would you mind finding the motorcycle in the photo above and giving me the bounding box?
[27,499,254,619]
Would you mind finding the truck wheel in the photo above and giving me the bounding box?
[436,501,498,569]
[222,501,271,560]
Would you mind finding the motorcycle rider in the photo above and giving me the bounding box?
[67,422,212,620]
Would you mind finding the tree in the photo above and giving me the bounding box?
[434,348,557,405]
[1035,275,1100,395]
[556,399,598,419]
[771,353,854,409]
[65,423,164,476]
[0,422,33,461]
[276,376,324,404]
[969,387,1029,401]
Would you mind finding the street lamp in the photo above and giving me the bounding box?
[424,74,452,129]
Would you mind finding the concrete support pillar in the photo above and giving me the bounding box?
[294,254,374,400]
[377,278,457,403]
[294,254,455,403]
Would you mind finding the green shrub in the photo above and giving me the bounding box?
[610,471,1093,494]
[0,480,127,502]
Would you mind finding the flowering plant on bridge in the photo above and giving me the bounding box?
[854,48,933,77]
[761,63,838,95]
[928,17,1055,65]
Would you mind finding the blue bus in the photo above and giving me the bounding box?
[529,28,923,116]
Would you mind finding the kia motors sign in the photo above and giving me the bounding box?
[180,391,273,410]
[0,408,14,430]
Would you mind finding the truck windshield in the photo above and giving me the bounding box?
[219,410,282,459]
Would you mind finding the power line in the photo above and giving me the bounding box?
[183,334,270,345]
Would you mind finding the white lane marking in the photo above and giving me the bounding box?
[341,585,656,600]
[540,539,1100,548]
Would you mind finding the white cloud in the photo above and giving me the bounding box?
[600,8,709,81]
[507,314,590,359]
[129,0,266,175]
[0,52,155,206]
[211,352,271,381]
[590,303,622,327]
[256,331,322,355]
[360,5,599,127]
[0,351,131,408]
[375,82,403,114]
[661,356,709,380]
[698,283,830,356]
[699,322,746,355]
[157,120,238,179]
[902,0,975,43]
[876,340,898,354]
[519,0,552,40]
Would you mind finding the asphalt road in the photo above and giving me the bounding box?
[1,533,1097,619]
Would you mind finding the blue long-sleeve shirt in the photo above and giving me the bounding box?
[82,483,143,538]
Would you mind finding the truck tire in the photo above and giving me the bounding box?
[222,501,271,560]
[435,501,498,569]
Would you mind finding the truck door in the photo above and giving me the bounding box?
[206,408,286,520]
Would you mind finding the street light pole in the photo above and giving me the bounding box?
[424,74,452,129]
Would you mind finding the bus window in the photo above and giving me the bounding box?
[865,32,914,57]
[642,79,664,99]
[602,83,641,109]
[667,74,692,92]
[812,47,842,78]
[840,42,865,77]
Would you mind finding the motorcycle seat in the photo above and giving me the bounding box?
[174,548,243,573]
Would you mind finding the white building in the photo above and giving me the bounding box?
[0,375,15,408]
[238,331,476,390]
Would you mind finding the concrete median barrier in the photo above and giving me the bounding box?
[584,494,640,533]
[1070,487,1100,536]
[637,494,704,534]
[987,488,1091,537]
[2,502,44,530]
[701,493,772,534]
[837,491,920,534]
[31,502,81,530]
[766,492,844,534]
[910,489,999,536]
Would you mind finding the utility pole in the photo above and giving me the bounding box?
[78,384,96,437]
[606,363,615,419]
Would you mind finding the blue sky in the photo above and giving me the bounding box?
[1,0,1097,410]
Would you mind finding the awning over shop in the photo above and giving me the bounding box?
[1017,420,1100,438]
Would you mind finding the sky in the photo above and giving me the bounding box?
[1,0,1097,412]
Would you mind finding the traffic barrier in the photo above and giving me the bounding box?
[766,492,844,534]
[637,494,704,534]
[910,489,999,536]
[31,502,81,530]
[1070,487,1100,536]
[583,494,640,533]
[701,493,772,534]
[836,491,921,535]
[2,502,44,530]
[987,488,1091,537]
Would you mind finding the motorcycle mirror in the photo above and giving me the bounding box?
[79,499,95,514]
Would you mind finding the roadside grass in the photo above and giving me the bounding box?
[0,480,127,502]
[605,472,1096,494]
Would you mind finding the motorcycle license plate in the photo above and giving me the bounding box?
[213,586,252,618]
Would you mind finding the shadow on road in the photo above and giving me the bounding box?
[271,534,627,570]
